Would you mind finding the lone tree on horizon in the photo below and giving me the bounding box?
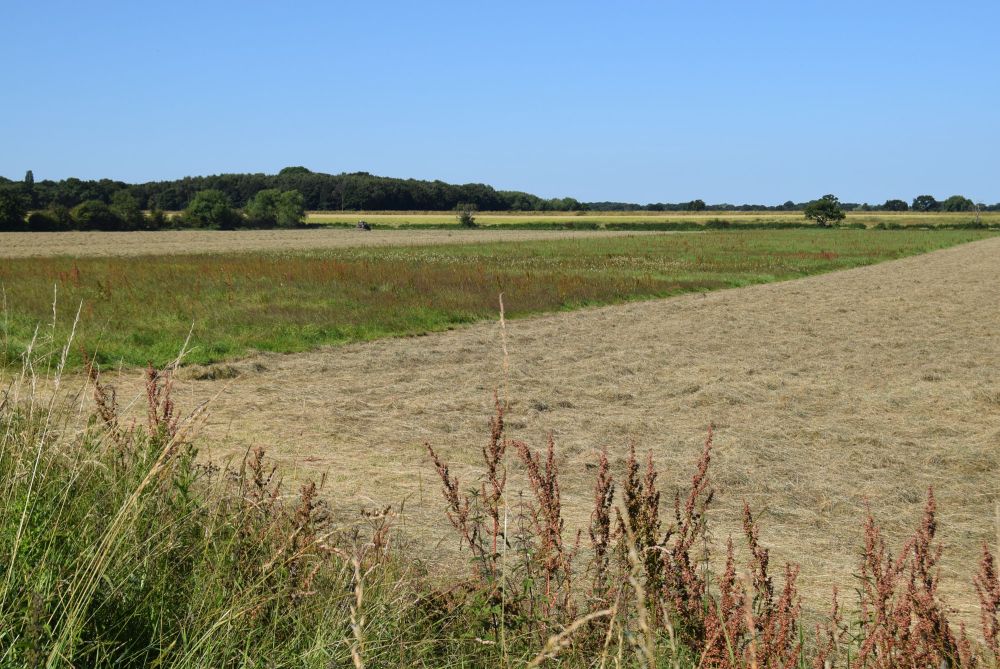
[456,203,477,227]
[804,194,845,227]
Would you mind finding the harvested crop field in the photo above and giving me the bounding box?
[0,228,671,258]
[78,236,1000,618]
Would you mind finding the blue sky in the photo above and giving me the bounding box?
[2,1,998,204]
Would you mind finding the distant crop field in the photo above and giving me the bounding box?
[307,209,1000,228]
[0,228,670,259]
[0,229,991,370]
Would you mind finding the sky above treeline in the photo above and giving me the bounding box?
[2,1,998,205]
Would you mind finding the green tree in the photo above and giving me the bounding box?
[183,190,242,229]
[244,188,281,226]
[245,189,305,227]
[276,190,305,227]
[940,194,974,212]
[23,170,36,207]
[71,200,124,230]
[686,199,706,211]
[803,194,845,227]
[912,194,939,212]
[0,189,28,231]
[456,203,477,227]
[110,190,145,229]
[26,206,73,231]
[882,199,908,211]
[278,166,312,176]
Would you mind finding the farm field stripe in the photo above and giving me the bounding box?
[0,229,992,370]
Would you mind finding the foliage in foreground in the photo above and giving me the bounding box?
[1,364,421,667]
[427,399,1000,668]
[1,355,999,667]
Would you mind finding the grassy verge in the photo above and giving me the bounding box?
[0,230,993,369]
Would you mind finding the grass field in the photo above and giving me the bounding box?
[307,209,1000,228]
[1,229,992,370]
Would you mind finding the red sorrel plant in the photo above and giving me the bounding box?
[811,587,847,669]
[618,443,663,602]
[701,538,748,667]
[976,543,1000,658]
[697,504,803,669]
[661,428,715,641]
[425,394,508,584]
[144,362,178,442]
[742,501,804,668]
[588,446,615,607]
[857,489,960,668]
[513,433,581,625]
[427,404,727,652]
[427,400,1000,666]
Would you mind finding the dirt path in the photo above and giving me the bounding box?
[105,236,1000,615]
[0,228,674,258]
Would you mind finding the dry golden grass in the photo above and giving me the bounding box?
[0,228,671,258]
[100,236,1000,619]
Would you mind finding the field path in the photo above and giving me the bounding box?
[109,235,1000,614]
[0,228,674,257]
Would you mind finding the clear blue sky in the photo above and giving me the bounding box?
[2,1,998,204]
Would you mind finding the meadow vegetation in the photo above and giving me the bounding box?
[1,230,993,370]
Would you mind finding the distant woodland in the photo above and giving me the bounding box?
[0,166,994,231]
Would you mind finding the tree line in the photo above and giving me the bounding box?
[588,194,995,213]
[1,166,996,232]
[0,167,586,217]
[0,181,307,232]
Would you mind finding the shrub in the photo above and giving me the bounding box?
[26,207,74,231]
[0,188,28,230]
[110,190,145,229]
[705,218,732,229]
[456,203,477,227]
[182,189,243,229]
[244,188,280,227]
[71,199,125,231]
[245,188,306,228]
